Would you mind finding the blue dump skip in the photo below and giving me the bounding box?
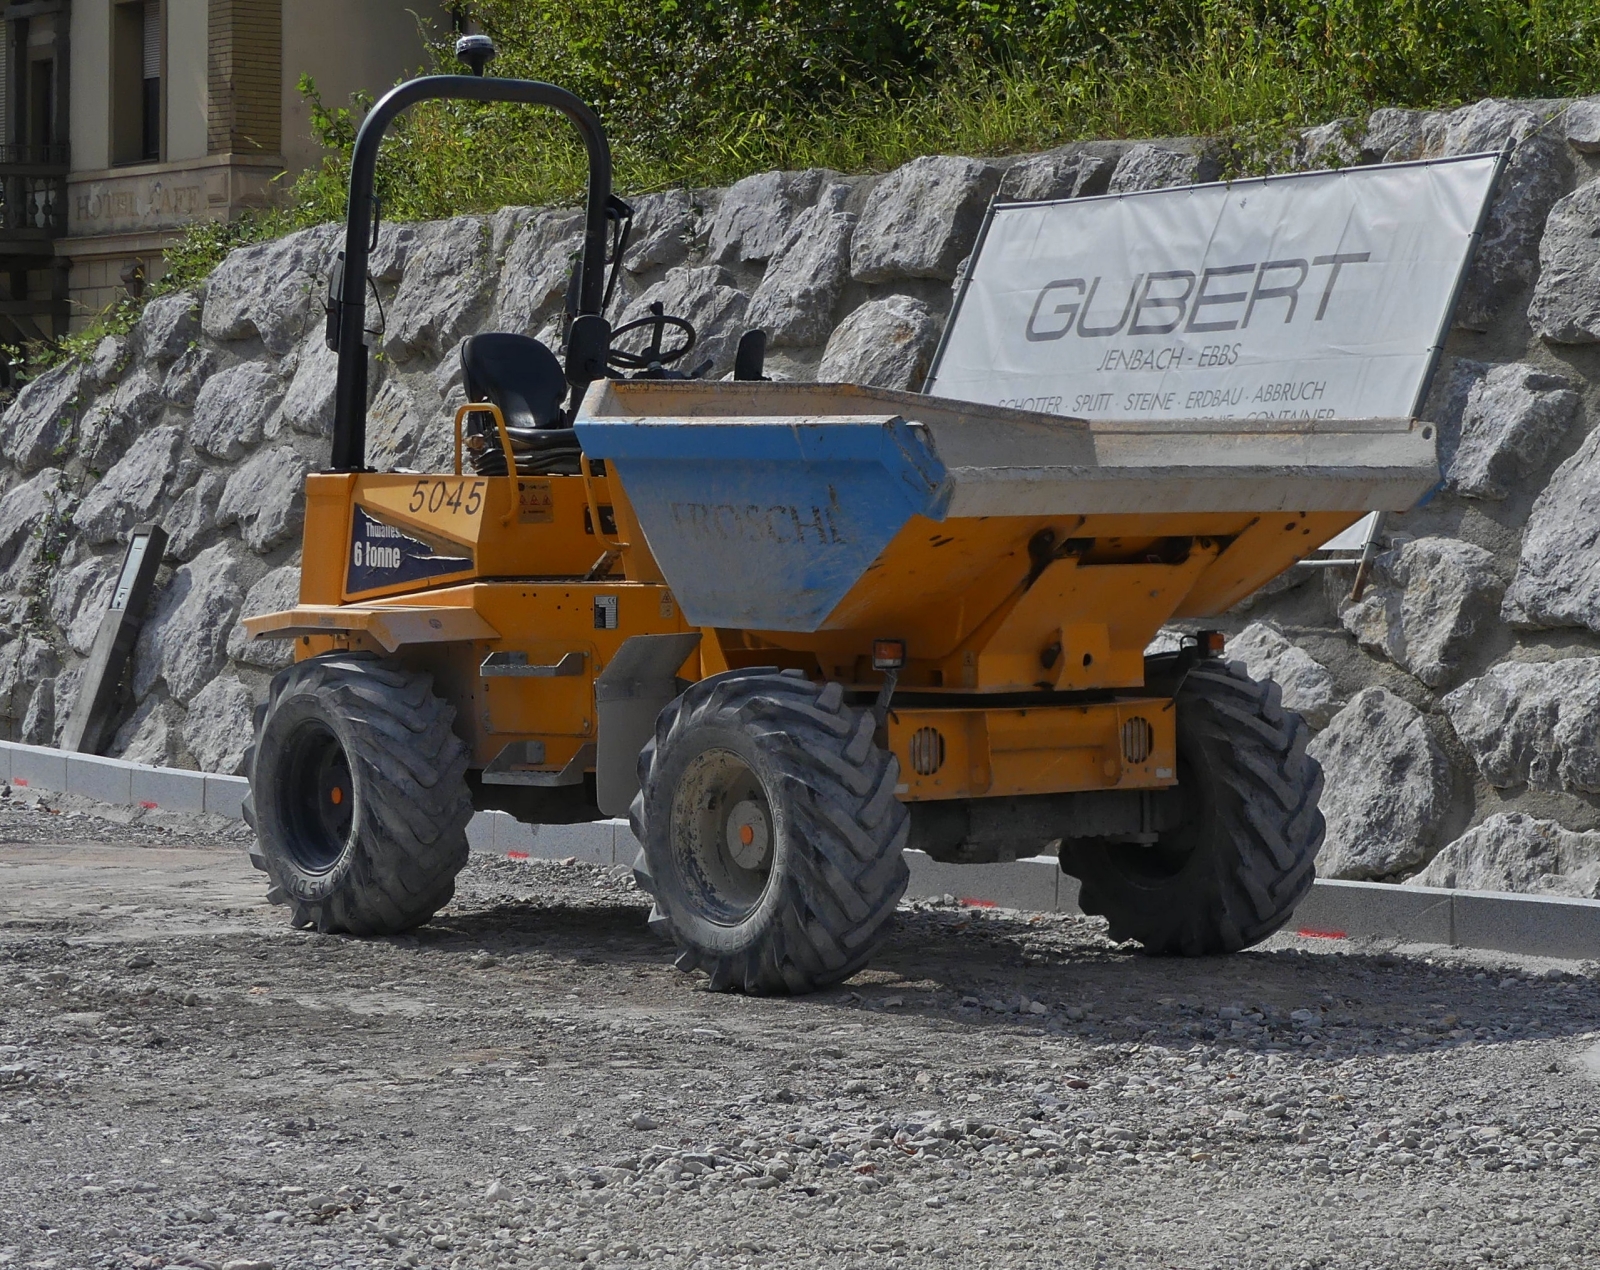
[572,417,951,630]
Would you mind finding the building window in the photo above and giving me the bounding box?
[142,1,161,160]
[113,0,161,164]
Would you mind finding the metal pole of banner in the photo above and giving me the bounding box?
[60,523,168,755]
[1347,510,1387,602]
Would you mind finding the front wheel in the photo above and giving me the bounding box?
[1060,658,1324,955]
[243,653,473,935]
[631,670,909,994]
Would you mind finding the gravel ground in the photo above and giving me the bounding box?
[3,786,1600,1270]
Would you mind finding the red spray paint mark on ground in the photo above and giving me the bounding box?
[506,850,529,861]
[1297,927,1347,940]
[11,779,27,787]
[959,898,997,909]
[139,801,159,810]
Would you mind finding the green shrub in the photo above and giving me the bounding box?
[281,0,1600,223]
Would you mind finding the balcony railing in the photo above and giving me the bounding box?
[0,143,70,168]
[0,144,70,237]
[0,174,65,234]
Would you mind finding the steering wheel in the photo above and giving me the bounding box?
[607,302,696,372]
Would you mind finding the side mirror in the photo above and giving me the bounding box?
[324,251,345,352]
[566,313,612,390]
[733,328,767,381]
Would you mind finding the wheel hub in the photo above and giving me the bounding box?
[670,748,776,923]
[279,720,355,873]
[724,799,771,869]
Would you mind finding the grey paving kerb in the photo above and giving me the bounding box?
[5,736,1595,963]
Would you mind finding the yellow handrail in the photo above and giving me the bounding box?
[454,402,520,524]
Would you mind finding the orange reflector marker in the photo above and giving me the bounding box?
[1202,630,1227,656]
[739,824,754,845]
[872,638,906,670]
[331,786,344,805]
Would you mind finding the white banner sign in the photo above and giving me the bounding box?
[927,155,1501,422]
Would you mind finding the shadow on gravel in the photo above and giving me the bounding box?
[419,899,662,966]
[411,895,1600,1059]
[848,908,1600,1059]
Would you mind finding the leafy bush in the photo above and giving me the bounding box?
[279,0,1600,223]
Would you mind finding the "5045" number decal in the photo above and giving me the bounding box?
[408,478,486,516]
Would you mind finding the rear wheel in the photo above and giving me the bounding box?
[243,653,472,934]
[631,670,909,994]
[1060,658,1323,954]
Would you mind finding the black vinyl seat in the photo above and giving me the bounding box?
[460,333,583,476]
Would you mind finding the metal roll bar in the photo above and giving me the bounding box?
[329,75,613,471]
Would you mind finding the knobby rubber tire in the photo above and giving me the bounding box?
[1061,658,1324,955]
[243,652,472,935]
[631,670,910,994]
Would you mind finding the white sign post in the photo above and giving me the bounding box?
[927,154,1502,425]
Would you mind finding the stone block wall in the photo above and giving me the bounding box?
[1,96,1597,896]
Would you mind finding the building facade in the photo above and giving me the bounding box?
[0,0,452,343]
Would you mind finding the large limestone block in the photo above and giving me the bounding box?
[1423,100,1565,328]
[1440,97,1541,153]
[0,468,76,589]
[366,379,431,474]
[0,634,58,721]
[1501,425,1600,632]
[164,469,227,562]
[624,189,698,273]
[112,696,185,767]
[491,208,582,334]
[132,541,249,705]
[133,290,201,364]
[202,224,338,354]
[182,674,257,775]
[1564,99,1600,152]
[189,361,285,460]
[71,425,185,546]
[79,366,164,471]
[1106,144,1217,193]
[706,170,828,266]
[161,344,217,408]
[1,362,86,474]
[1341,538,1504,689]
[1224,622,1339,727]
[617,266,749,377]
[817,296,941,391]
[1300,118,1360,165]
[21,675,57,746]
[1445,362,1580,498]
[368,221,423,284]
[1424,356,1490,473]
[1360,107,1445,161]
[1306,687,1452,879]
[383,217,493,363]
[1528,180,1600,343]
[997,152,1115,202]
[88,335,130,388]
[746,199,855,348]
[1441,657,1600,794]
[49,553,122,656]
[216,446,310,553]
[851,156,999,283]
[280,335,339,438]
[227,564,300,671]
[1407,812,1600,897]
